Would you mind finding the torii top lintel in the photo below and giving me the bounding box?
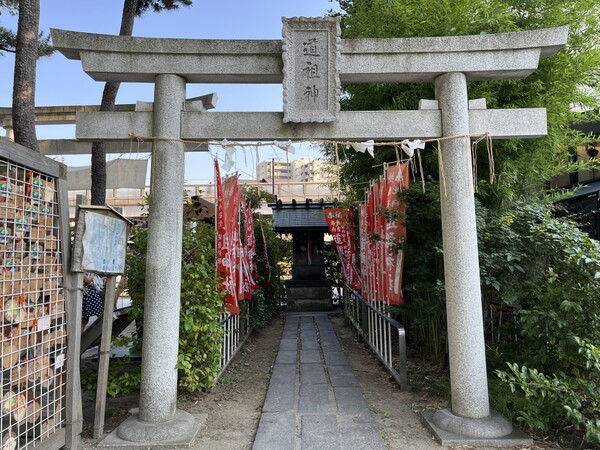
[51,24,568,84]
[50,20,568,141]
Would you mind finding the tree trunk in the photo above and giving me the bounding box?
[90,0,137,205]
[12,0,40,152]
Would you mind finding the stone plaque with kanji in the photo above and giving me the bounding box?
[282,17,340,123]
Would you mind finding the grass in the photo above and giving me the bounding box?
[369,407,391,419]
[219,364,244,386]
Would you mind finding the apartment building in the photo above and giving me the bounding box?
[256,158,336,183]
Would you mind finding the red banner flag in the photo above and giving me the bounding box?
[324,207,361,290]
[222,175,244,304]
[359,204,370,299]
[346,207,361,290]
[241,199,258,300]
[383,162,409,305]
[357,162,409,305]
[215,161,240,315]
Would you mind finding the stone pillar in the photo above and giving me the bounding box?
[428,72,511,438]
[116,74,199,445]
[139,73,185,422]
[2,120,14,141]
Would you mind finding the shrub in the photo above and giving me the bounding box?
[250,219,288,327]
[481,202,600,445]
[392,182,447,364]
[126,219,225,393]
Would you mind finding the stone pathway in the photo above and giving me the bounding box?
[252,313,386,450]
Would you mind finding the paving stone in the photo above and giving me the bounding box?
[300,349,321,364]
[252,411,296,450]
[279,338,298,351]
[271,362,296,385]
[276,350,297,365]
[319,331,339,344]
[323,350,348,366]
[262,383,295,413]
[337,416,386,450]
[300,330,317,339]
[315,321,333,333]
[286,316,300,324]
[334,387,368,415]
[328,365,358,387]
[300,363,327,385]
[318,327,335,335]
[319,330,335,339]
[298,384,330,413]
[320,342,341,352]
[301,334,318,344]
[282,327,298,337]
[313,314,331,324]
[301,340,319,350]
[301,415,340,450]
[256,314,384,450]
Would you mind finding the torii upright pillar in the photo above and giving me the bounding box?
[114,75,202,444]
[423,72,514,440]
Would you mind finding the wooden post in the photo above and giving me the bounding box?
[93,276,117,439]
[59,175,83,450]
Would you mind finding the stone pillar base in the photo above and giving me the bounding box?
[421,409,532,447]
[97,410,206,449]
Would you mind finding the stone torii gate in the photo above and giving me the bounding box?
[52,19,567,447]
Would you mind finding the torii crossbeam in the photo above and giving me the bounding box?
[52,20,568,448]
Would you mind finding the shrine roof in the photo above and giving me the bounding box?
[270,201,333,233]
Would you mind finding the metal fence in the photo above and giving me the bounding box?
[342,286,408,389]
[217,301,252,380]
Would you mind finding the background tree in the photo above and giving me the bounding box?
[331,0,600,203]
[90,0,192,205]
[9,0,52,151]
[0,1,52,56]
[1,1,19,53]
[1,1,54,152]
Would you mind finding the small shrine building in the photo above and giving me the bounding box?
[271,200,333,311]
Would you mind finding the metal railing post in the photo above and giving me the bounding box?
[343,285,408,390]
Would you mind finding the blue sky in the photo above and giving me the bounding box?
[0,0,340,182]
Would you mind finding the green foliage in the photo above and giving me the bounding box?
[80,358,142,399]
[0,22,52,57]
[390,182,447,363]
[0,26,15,53]
[323,241,343,289]
[0,0,52,56]
[243,186,276,210]
[328,0,600,204]
[122,192,289,394]
[0,1,19,12]
[239,186,286,328]
[250,219,288,327]
[478,202,600,444]
[327,3,600,442]
[135,0,192,16]
[177,221,226,391]
[497,359,600,445]
[126,219,225,393]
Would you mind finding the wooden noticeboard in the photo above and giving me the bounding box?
[71,204,131,438]
[71,206,130,275]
